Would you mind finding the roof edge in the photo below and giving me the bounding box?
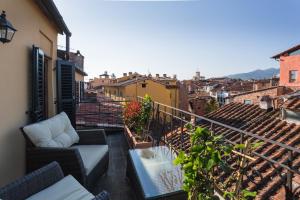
[35,0,71,36]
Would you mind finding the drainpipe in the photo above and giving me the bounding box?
[66,34,70,60]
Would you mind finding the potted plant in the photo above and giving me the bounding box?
[124,95,153,149]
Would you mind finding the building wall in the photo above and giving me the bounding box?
[0,0,59,185]
[279,55,300,89]
[231,87,283,105]
[189,98,208,116]
[104,79,180,109]
[75,71,84,81]
[90,77,112,89]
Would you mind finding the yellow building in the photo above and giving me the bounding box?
[0,0,72,185]
[104,76,180,109]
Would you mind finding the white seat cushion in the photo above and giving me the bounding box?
[26,175,94,200]
[71,145,108,175]
[23,112,79,148]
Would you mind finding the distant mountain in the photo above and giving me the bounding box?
[226,68,279,80]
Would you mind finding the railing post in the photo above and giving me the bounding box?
[180,112,184,150]
[170,108,174,150]
[163,105,167,143]
[98,102,101,127]
[287,150,293,198]
[210,122,214,133]
[156,104,160,146]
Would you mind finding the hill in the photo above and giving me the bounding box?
[226,68,279,80]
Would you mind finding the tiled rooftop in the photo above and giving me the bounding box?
[166,102,300,199]
[283,96,300,112]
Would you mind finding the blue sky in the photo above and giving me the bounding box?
[54,0,300,80]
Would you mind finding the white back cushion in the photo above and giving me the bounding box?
[23,112,79,148]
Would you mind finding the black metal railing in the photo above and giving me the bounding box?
[76,94,299,196]
[136,96,300,197]
[76,96,128,129]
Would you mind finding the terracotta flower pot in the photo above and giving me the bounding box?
[124,125,153,149]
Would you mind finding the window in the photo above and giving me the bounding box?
[244,99,252,105]
[142,83,146,88]
[289,70,298,83]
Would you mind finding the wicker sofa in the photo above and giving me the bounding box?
[0,162,109,200]
[21,112,109,189]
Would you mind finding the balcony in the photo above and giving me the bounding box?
[74,95,300,199]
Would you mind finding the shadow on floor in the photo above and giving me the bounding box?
[92,131,137,200]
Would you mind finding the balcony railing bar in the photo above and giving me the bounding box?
[137,96,300,155]
[136,96,298,194]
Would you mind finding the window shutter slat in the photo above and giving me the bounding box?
[32,46,45,122]
[57,60,76,127]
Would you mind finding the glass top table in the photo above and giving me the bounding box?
[127,146,186,199]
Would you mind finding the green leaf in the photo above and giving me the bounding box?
[212,151,221,163]
[183,162,193,170]
[242,190,257,197]
[223,191,235,198]
[234,143,246,150]
[185,123,193,130]
[223,145,233,155]
[173,151,185,165]
[252,141,264,149]
[206,159,215,171]
[213,135,223,141]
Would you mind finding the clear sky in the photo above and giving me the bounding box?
[54,0,300,80]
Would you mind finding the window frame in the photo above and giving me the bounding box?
[289,70,298,83]
[244,99,252,105]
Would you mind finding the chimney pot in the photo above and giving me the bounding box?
[163,74,167,78]
[123,73,127,77]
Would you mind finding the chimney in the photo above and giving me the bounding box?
[129,72,133,76]
[259,95,273,110]
[163,74,167,78]
[173,74,177,79]
[123,73,127,77]
[156,74,160,78]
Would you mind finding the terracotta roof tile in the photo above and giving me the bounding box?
[283,96,300,112]
[165,102,300,199]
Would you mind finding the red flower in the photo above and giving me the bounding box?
[124,101,142,130]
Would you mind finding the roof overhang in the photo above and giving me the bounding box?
[271,44,300,59]
[75,67,88,76]
[35,0,71,36]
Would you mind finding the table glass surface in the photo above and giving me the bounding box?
[129,146,184,198]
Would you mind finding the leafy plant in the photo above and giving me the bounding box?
[174,125,232,200]
[140,94,152,127]
[174,124,258,200]
[123,94,153,138]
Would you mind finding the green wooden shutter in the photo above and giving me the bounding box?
[31,46,46,122]
[56,60,76,127]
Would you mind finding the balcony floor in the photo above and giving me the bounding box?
[92,131,137,200]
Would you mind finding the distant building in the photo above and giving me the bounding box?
[227,86,293,106]
[193,71,205,81]
[103,73,181,109]
[253,78,279,90]
[188,95,213,116]
[272,44,300,90]
[89,71,116,92]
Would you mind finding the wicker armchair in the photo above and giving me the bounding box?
[21,128,109,189]
[0,162,109,200]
